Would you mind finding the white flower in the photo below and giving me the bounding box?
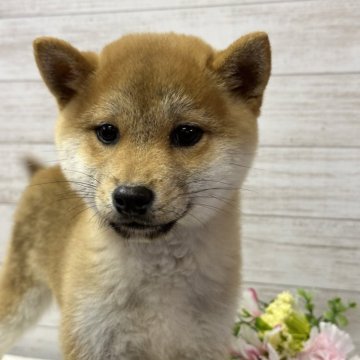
[241,288,262,317]
[266,343,281,360]
[231,325,265,359]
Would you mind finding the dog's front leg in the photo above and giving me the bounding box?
[0,232,52,357]
[60,322,85,360]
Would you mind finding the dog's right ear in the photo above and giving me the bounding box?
[212,32,271,114]
[33,37,97,107]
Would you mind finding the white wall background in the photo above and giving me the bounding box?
[0,0,359,358]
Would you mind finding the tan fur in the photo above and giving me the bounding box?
[0,32,270,359]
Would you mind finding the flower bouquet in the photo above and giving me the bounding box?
[231,289,358,360]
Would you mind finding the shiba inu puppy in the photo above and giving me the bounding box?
[0,32,270,359]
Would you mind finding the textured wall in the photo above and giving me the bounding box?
[0,0,359,358]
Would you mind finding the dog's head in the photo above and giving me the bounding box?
[33,33,271,239]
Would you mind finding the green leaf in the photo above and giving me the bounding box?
[241,309,252,318]
[255,317,272,331]
[298,288,318,327]
[323,310,334,322]
[323,297,357,328]
[336,314,349,327]
[297,289,312,302]
[233,322,241,336]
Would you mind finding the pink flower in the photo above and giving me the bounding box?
[297,322,358,360]
[242,288,262,317]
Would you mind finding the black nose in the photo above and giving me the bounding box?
[112,186,154,216]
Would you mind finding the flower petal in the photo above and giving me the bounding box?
[242,288,262,317]
[267,343,281,360]
[319,322,355,356]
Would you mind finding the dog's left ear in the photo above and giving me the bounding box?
[212,32,271,112]
[33,37,97,107]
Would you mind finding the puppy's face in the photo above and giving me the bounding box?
[34,33,271,239]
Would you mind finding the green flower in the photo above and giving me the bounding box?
[285,312,311,354]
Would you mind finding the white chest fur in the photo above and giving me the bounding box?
[69,220,240,360]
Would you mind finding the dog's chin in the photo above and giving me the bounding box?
[109,220,176,240]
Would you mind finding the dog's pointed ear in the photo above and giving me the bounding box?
[33,37,97,107]
[212,32,271,111]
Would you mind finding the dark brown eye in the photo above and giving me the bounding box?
[96,124,119,145]
[170,125,204,147]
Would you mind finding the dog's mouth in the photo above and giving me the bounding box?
[109,220,176,239]
[108,203,191,239]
